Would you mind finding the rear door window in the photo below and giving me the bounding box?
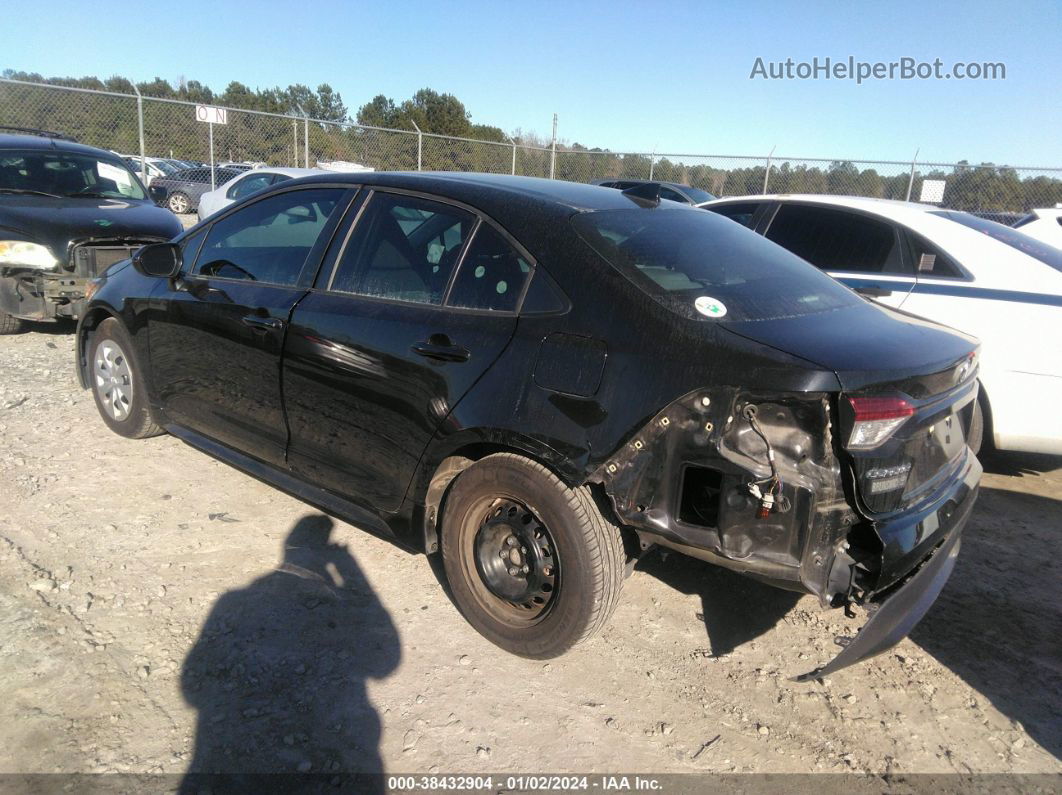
[328,192,476,304]
[446,224,532,312]
[765,204,910,275]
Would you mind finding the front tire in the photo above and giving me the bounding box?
[167,192,190,214]
[89,318,163,439]
[0,310,25,335]
[440,453,625,658]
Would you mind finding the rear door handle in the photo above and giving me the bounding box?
[241,314,285,332]
[411,337,470,363]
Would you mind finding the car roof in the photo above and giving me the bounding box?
[290,171,667,213]
[242,166,325,178]
[0,132,125,159]
[701,193,943,221]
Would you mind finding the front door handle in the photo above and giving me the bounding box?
[241,314,285,332]
[411,335,470,363]
[854,286,893,298]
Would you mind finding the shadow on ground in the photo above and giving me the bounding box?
[636,548,802,657]
[980,449,1062,478]
[912,484,1062,761]
[179,514,400,790]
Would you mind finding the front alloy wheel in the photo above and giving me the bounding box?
[168,192,190,214]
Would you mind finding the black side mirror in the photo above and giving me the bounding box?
[149,185,167,204]
[133,242,182,278]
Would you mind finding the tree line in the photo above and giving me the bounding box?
[2,69,1058,212]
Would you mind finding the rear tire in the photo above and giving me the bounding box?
[0,311,25,335]
[89,318,163,439]
[440,453,625,658]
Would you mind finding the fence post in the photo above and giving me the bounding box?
[208,122,215,189]
[905,148,920,202]
[303,115,309,168]
[131,85,147,186]
[411,120,423,171]
[505,134,516,175]
[649,150,655,181]
[763,145,775,194]
[549,113,557,179]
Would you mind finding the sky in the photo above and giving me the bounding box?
[4,0,1060,166]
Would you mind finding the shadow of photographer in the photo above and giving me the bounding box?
[179,513,400,789]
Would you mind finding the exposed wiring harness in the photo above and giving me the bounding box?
[742,404,791,517]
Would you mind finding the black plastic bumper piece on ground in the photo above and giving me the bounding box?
[793,525,964,683]
[794,445,981,683]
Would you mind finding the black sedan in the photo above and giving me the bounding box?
[148,167,242,214]
[75,173,981,679]
[592,178,716,205]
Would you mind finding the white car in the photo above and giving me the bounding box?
[1013,207,1062,249]
[121,155,179,185]
[196,167,326,220]
[700,194,1062,455]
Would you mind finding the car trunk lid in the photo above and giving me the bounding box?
[721,301,979,514]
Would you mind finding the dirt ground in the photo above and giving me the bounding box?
[0,325,1059,780]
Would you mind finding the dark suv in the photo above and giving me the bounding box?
[76,173,980,679]
[0,131,182,333]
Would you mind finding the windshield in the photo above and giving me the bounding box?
[682,186,716,203]
[151,159,180,175]
[0,149,147,200]
[931,210,1062,271]
[571,206,861,322]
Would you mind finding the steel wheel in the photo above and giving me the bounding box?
[93,339,134,421]
[168,192,190,214]
[472,499,559,622]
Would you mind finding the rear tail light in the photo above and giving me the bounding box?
[847,396,914,449]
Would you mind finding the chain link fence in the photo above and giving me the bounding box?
[3,77,1060,218]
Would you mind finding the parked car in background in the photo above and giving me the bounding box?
[0,132,181,332]
[148,167,242,214]
[218,161,260,172]
[1013,207,1062,249]
[702,194,1062,455]
[77,173,981,680]
[196,167,327,221]
[121,155,180,185]
[593,178,716,205]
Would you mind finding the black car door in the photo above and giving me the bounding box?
[282,189,534,514]
[148,185,352,464]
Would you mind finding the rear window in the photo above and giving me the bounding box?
[571,206,861,322]
[682,186,716,203]
[931,210,1062,272]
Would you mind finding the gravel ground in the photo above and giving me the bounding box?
[0,326,1059,779]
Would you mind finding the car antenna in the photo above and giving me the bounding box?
[621,182,661,207]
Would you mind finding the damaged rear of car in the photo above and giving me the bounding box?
[569,200,981,679]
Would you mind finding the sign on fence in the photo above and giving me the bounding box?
[920,179,946,203]
[195,105,227,125]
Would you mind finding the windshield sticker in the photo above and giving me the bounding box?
[694,296,727,318]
